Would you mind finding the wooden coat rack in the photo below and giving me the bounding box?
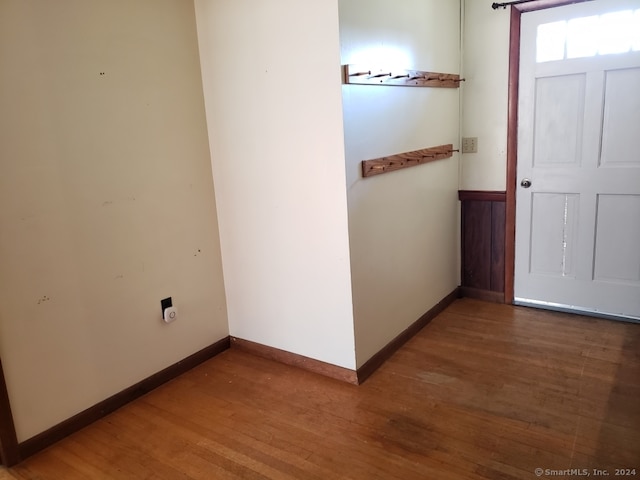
[362,144,457,177]
[343,65,463,88]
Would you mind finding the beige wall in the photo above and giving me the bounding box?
[339,0,462,367]
[0,0,495,442]
[194,0,357,369]
[0,0,228,441]
[460,0,511,190]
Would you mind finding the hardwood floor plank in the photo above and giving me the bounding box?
[1,299,638,479]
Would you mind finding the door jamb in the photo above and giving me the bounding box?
[504,0,593,303]
[0,356,19,466]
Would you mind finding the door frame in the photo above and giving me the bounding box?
[504,0,593,303]
[0,357,19,466]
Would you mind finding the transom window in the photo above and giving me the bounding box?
[537,9,640,62]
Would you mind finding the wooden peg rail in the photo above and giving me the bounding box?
[362,144,457,178]
[343,65,463,88]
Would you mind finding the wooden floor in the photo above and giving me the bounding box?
[2,299,639,479]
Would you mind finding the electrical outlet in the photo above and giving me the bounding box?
[161,297,172,315]
[462,137,478,153]
[161,297,177,323]
[163,306,178,323]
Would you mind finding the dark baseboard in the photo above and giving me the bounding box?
[11,290,466,464]
[230,338,359,385]
[232,289,461,386]
[356,288,461,384]
[17,336,230,464]
[459,286,505,304]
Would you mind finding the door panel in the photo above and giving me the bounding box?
[530,193,579,277]
[534,74,585,166]
[515,0,640,321]
[601,67,640,166]
[594,194,640,283]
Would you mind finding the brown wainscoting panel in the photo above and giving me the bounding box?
[459,191,506,302]
[462,199,492,288]
[459,286,504,304]
[490,200,506,293]
[17,336,230,464]
[231,338,359,385]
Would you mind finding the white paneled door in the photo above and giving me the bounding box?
[515,0,640,321]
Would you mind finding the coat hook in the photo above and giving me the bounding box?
[362,144,455,177]
[345,65,462,89]
[368,72,392,79]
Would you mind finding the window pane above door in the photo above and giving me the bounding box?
[536,8,640,62]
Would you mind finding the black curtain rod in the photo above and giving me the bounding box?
[492,0,537,9]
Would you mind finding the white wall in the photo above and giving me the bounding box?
[0,0,228,441]
[339,0,462,367]
[194,0,357,369]
[460,0,511,190]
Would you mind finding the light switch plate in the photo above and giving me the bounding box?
[462,137,478,153]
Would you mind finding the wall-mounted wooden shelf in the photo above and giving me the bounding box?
[362,144,457,178]
[343,65,463,88]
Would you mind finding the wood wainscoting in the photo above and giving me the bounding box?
[459,190,506,303]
